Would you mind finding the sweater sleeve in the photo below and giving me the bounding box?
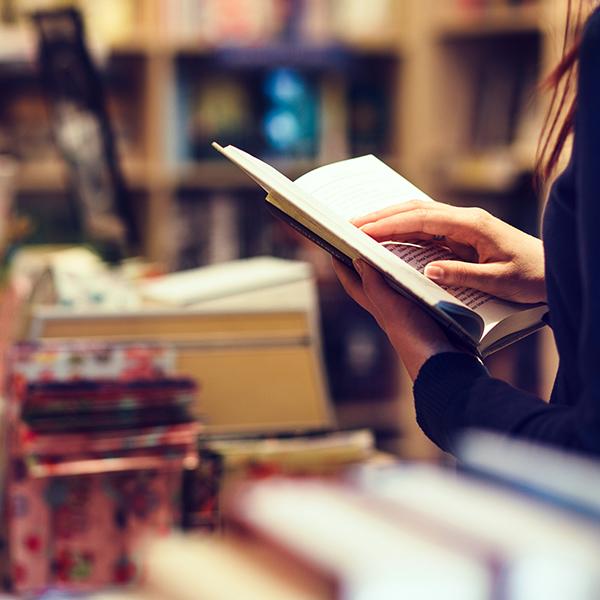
[413,353,574,455]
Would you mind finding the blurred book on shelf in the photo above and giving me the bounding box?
[347,60,394,157]
[469,36,540,154]
[79,434,600,600]
[141,534,334,600]
[262,68,319,159]
[117,0,400,48]
[180,66,320,162]
[454,0,539,13]
[33,7,139,262]
[15,259,335,442]
[330,0,402,46]
[2,93,57,164]
[178,63,321,162]
[2,0,402,51]
[432,0,541,32]
[11,245,141,312]
[0,21,37,63]
[173,188,280,271]
[154,0,283,46]
[182,429,380,532]
[131,475,490,600]
[212,475,493,599]
[436,14,543,194]
[181,71,256,161]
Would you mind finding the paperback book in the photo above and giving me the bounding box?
[213,143,548,358]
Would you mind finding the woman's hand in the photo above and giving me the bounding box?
[352,200,547,304]
[332,258,462,381]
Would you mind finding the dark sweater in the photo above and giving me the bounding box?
[413,7,600,456]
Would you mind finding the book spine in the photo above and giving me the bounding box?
[265,200,353,268]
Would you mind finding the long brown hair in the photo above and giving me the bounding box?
[536,0,588,183]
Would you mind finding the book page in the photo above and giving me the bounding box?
[294,155,434,220]
[385,241,535,336]
[386,242,495,311]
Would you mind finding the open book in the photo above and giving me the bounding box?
[213,143,548,358]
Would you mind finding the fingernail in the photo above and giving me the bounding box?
[353,259,364,275]
[424,265,444,281]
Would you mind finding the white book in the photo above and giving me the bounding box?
[456,429,600,519]
[139,256,312,306]
[226,477,492,599]
[214,143,547,358]
[351,462,600,600]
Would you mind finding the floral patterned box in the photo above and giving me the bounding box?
[7,458,189,594]
[2,342,200,595]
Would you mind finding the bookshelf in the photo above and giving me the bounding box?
[0,0,567,458]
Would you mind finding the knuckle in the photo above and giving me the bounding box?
[406,198,426,209]
[412,207,431,229]
[467,207,490,226]
[450,262,470,286]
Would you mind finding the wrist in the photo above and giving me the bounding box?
[397,337,460,381]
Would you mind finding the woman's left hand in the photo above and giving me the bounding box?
[332,257,463,381]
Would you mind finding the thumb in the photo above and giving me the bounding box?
[424,260,502,292]
[355,260,410,318]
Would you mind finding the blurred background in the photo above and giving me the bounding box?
[0,0,567,459]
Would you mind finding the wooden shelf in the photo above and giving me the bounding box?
[15,157,154,193]
[435,149,534,194]
[110,37,403,62]
[433,3,542,39]
[176,158,326,190]
[14,159,66,193]
[111,37,208,58]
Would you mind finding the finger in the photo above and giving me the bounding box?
[436,239,479,263]
[358,205,492,250]
[366,231,447,244]
[364,232,479,262]
[350,199,440,227]
[423,260,509,295]
[359,211,464,241]
[331,256,360,290]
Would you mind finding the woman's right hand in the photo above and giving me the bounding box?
[352,200,547,304]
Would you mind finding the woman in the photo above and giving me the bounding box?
[333,0,600,456]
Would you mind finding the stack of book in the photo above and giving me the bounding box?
[121,433,600,600]
[181,429,380,533]
[2,342,200,596]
